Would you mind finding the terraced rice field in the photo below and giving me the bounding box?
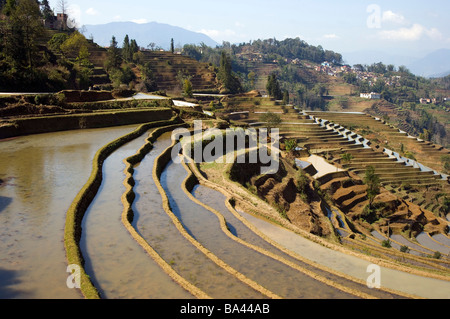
[1,100,448,300]
[220,97,449,283]
[308,111,450,175]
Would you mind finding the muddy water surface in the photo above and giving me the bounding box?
[133,136,265,299]
[162,160,356,299]
[0,125,140,299]
[80,131,192,299]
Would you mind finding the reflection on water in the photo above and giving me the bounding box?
[80,131,192,299]
[0,125,139,299]
[134,134,263,299]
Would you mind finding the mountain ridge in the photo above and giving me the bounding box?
[82,21,219,49]
[343,48,450,78]
[406,48,450,78]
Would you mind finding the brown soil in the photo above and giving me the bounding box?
[321,172,449,237]
[229,156,333,237]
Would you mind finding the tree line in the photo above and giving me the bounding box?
[0,0,91,91]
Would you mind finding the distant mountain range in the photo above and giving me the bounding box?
[406,49,450,78]
[82,21,218,50]
[343,48,450,78]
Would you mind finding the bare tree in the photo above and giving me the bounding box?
[57,0,68,14]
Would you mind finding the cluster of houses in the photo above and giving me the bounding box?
[420,98,438,105]
[315,61,403,87]
[236,52,306,65]
[314,62,351,77]
[360,92,381,100]
[420,97,450,106]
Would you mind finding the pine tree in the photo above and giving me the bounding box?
[266,73,282,99]
[130,39,138,61]
[218,51,242,94]
[105,35,122,71]
[122,34,130,61]
[40,0,54,20]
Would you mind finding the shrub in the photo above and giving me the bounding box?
[296,170,308,194]
[381,239,392,248]
[285,139,298,152]
[341,153,353,163]
[433,251,442,259]
[400,245,410,253]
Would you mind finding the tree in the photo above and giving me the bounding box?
[218,51,242,94]
[260,112,282,130]
[170,38,174,54]
[122,34,130,61]
[2,0,16,16]
[130,39,139,61]
[247,71,256,89]
[266,73,282,99]
[40,0,54,20]
[60,31,88,58]
[282,90,290,105]
[296,169,308,194]
[48,33,69,53]
[3,0,44,69]
[364,166,380,209]
[105,35,122,71]
[183,78,193,98]
[341,153,353,163]
[313,83,327,97]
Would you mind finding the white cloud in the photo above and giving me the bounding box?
[378,23,443,41]
[198,28,245,42]
[323,34,340,40]
[376,10,446,43]
[382,10,408,25]
[131,19,148,24]
[67,4,81,28]
[86,8,98,16]
[425,27,444,40]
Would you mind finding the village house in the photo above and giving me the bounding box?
[360,92,381,100]
[43,13,68,30]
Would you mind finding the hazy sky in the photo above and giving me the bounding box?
[49,0,450,58]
